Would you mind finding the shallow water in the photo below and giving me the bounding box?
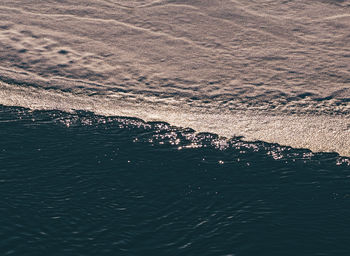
[1,105,349,256]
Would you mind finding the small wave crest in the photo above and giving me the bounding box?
[1,105,349,166]
[1,81,349,157]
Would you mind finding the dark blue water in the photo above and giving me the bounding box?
[1,105,349,256]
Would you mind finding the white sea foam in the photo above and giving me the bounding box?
[1,81,349,157]
[0,0,349,156]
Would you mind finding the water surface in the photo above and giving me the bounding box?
[1,105,349,256]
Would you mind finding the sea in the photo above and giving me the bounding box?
[0,0,350,255]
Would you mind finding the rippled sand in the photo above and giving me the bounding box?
[0,0,349,155]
